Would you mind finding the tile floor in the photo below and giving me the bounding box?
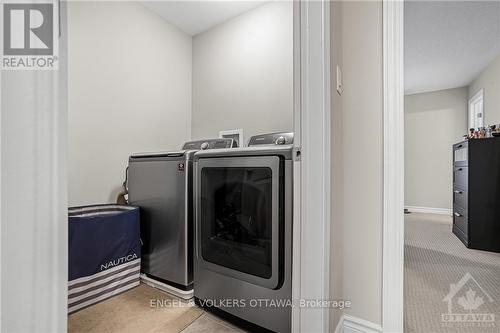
[182,312,246,333]
[68,283,246,333]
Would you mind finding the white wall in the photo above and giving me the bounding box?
[68,1,192,206]
[405,88,467,210]
[330,0,384,327]
[191,1,293,143]
[468,54,500,126]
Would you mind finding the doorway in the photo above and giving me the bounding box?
[0,1,331,332]
[403,1,500,332]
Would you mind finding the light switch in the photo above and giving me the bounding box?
[336,65,342,95]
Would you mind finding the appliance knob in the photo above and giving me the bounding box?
[276,136,286,145]
[200,142,209,150]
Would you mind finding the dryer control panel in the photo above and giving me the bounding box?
[248,132,294,147]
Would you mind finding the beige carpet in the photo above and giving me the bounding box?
[68,284,203,333]
[405,213,500,333]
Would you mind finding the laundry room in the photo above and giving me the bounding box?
[67,1,294,332]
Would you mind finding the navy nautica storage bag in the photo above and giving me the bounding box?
[68,204,140,313]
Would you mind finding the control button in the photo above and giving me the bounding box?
[275,136,286,145]
[200,142,209,150]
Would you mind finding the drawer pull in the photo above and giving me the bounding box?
[454,190,463,194]
[457,144,463,148]
[456,168,463,171]
[454,212,462,217]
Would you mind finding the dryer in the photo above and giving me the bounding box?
[193,132,294,332]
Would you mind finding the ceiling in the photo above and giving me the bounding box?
[141,1,268,36]
[405,1,500,95]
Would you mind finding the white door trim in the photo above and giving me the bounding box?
[292,0,331,332]
[0,30,2,330]
[1,2,67,331]
[335,314,383,333]
[382,1,405,333]
[468,88,484,129]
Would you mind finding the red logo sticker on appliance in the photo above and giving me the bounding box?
[178,162,185,172]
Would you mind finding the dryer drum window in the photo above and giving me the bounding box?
[200,167,273,278]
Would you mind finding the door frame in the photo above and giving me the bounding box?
[0,0,332,331]
[0,1,68,332]
[382,0,405,332]
[292,0,331,332]
[468,88,484,129]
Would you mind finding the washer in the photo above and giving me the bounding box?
[193,132,293,333]
[127,138,235,291]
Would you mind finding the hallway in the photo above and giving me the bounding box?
[405,213,500,333]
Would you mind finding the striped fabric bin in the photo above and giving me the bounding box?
[68,204,141,313]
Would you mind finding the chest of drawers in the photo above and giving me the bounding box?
[452,138,500,252]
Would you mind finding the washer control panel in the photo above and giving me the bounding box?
[182,138,235,150]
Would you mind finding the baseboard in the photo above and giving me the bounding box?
[140,274,194,300]
[405,205,452,215]
[335,315,382,333]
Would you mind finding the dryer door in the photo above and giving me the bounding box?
[196,155,282,289]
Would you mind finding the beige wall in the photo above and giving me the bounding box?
[405,88,468,210]
[191,1,293,144]
[68,2,192,206]
[469,54,500,126]
[329,0,344,329]
[330,0,384,328]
